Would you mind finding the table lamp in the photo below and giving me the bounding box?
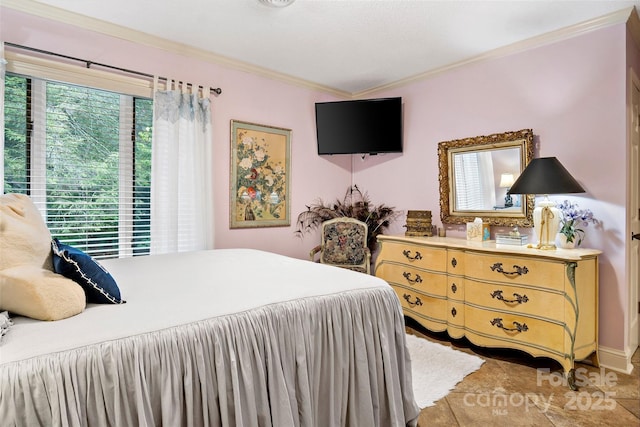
[499,173,515,207]
[507,157,585,250]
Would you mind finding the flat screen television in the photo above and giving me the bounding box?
[315,97,403,155]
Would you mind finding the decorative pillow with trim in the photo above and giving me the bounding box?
[0,265,86,321]
[51,239,125,304]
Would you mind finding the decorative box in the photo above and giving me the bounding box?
[495,233,528,246]
[404,210,433,237]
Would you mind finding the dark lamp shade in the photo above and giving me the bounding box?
[508,157,585,195]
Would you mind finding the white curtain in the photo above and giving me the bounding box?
[150,79,214,254]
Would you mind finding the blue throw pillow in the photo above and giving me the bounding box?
[51,239,125,304]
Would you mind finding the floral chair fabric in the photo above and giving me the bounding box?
[309,217,371,274]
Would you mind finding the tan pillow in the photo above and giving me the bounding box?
[0,266,86,321]
[0,193,54,271]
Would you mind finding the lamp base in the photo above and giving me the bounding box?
[533,197,560,250]
[504,194,513,208]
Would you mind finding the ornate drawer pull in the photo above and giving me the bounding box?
[490,290,529,304]
[402,272,423,285]
[490,262,529,277]
[403,294,423,307]
[402,250,422,261]
[451,307,457,317]
[451,257,457,268]
[490,318,528,333]
[451,283,457,293]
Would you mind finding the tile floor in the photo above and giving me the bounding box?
[407,323,640,427]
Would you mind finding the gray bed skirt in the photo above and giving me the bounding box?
[1,286,419,426]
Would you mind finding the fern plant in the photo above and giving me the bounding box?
[294,185,401,252]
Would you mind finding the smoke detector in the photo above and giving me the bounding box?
[259,0,296,7]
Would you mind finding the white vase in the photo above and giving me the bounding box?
[557,233,576,249]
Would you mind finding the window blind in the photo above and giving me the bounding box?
[3,74,152,258]
[453,152,497,211]
[454,153,484,210]
[5,51,154,98]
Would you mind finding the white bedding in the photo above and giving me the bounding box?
[0,249,419,426]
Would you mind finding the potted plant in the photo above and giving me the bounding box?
[295,185,401,253]
[556,200,598,248]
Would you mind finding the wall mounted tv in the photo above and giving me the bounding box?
[315,97,403,155]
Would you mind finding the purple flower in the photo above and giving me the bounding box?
[555,200,598,246]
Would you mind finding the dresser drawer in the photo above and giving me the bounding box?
[465,252,566,291]
[378,241,447,271]
[395,288,448,322]
[448,277,464,300]
[465,279,565,320]
[377,263,447,297]
[447,250,465,275]
[448,300,464,327]
[465,305,565,351]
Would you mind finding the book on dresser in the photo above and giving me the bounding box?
[374,234,601,390]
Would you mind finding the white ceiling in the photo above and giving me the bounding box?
[17,0,640,95]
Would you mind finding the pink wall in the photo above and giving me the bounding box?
[0,7,351,259]
[0,7,631,352]
[356,25,628,351]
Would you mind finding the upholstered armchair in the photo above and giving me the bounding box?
[309,217,371,274]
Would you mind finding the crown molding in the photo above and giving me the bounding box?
[355,6,635,99]
[3,0,634,99]
[1,0,350,98]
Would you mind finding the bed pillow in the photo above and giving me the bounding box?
[0,265,86,321]
[51,239,125,304]
[0,193,54,271]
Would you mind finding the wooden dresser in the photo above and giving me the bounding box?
[375,235,600,389]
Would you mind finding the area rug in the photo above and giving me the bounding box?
[405,333,485,408]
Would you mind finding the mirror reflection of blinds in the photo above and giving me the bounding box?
[3,74,152,259]
[453,152,496,210]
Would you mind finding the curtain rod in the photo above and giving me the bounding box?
[4,42,222,96]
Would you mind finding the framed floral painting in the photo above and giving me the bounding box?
[230,120,291,228]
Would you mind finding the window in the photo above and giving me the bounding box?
[3,73,152,258]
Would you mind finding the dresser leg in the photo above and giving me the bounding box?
[567,368,578,391]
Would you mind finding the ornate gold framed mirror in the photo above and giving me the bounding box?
[438,129,534,226]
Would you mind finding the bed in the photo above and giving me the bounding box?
[0,248,419,426]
